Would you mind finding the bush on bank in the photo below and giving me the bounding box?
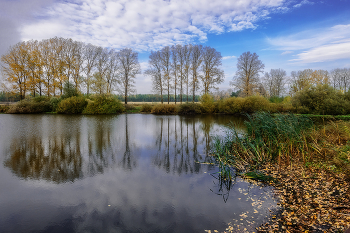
[292,84,350,115]
[151,104,177,114]
[177,102,202,115]
[0,105,10,113]
[140,103,153,113]
[217,95,272,114]
[57,96,87,114]
[83,95,125,114]
[7,96,52,114]
[200,93,216,113]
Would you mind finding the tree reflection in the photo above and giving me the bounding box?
[4,134,83,183]
[119,114,137,170]
[4,114,245,182]
[153,116,208,174]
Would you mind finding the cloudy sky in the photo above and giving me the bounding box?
[0,0,350,94]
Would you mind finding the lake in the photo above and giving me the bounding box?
[0,114,278,233]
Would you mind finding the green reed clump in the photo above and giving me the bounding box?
[177,102,202,115]
[213,112,314,172]
[7,96,52,114]
[151,104,178,114]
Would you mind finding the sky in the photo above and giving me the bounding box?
[0,0,350,94]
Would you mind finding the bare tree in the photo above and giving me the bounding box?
[176,45,186,103]
[117,48,140,104]
[183,45,191,102]
[171,45,179,104]
[311,69,330,86]
[190,44,203,102]
[289,69,313,96]
[82,44,99,95]
[231,51,264,97]
[263,68,286,97]
[145,51,164,103]
[105,49,119,94]
[333,68,350,92]
[200,46,224,94]
[161,46,172,104]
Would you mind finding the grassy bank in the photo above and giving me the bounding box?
[213,112,350,232]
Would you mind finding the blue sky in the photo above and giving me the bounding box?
[0,0,349,94]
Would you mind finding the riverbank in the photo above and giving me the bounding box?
[213,113,350,232]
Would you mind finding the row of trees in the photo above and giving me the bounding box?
[232,52,350,97]
[145,44,224,103]
[1,37,349,102]
[0,37,140,103]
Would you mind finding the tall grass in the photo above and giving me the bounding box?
[213,112,314,172]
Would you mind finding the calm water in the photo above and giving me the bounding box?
[0,114,277,233]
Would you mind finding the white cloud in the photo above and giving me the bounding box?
[20,0,288,51]
[222,56,236,60]
[281,51,293,55]
[293,0,314,8]
[290,40,350,63]
[268,24,350,63]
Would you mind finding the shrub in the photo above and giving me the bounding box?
[57,96,87,114]
[124,104,135,111]
[217,96,271,114]
[151,104,177,114]
[140,103,153,113]
[292,84,350,115]
[50,97,61,112]
[0,105,10,113]
[177,103,202,115]
[200,93,216,113]
[242,95,271,113]
[7,96,52,114]
[83,95,125,114]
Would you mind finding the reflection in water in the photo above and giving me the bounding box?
[5,135,83,183]
[4,114,245,182]
[0,114,276,233]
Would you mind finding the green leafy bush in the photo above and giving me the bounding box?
[292,84,350,115]
[151,104,177,114]
[83,95,124,114]
[0,105,10,113]
[7,96,52,113]
[200,93,216,113]
[50,97,61,112]
[140,103,153,113]
[177,103,202,115]
[57,96,87,114]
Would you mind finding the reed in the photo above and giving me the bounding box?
[213,112,314,172]
[213,112,350,179]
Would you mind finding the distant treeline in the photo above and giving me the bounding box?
[0,92,21,102]
[116,94,200,102]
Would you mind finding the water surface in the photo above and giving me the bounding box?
[0,114,277,233]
